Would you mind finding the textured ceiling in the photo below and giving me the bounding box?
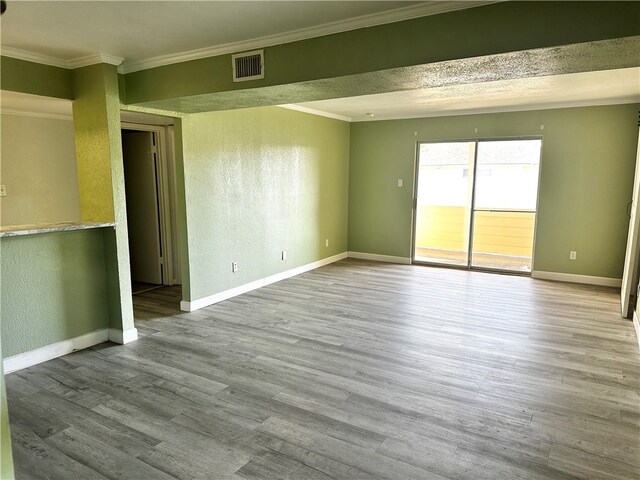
[290,68,640,122]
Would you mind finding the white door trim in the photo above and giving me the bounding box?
[121,122,179,285]
[620,129,640,317]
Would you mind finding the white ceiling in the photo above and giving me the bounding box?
[288,68,640,122]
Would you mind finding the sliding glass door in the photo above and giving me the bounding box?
[414,138,541,273]
[414,141,475,266]
[471,140,541,271]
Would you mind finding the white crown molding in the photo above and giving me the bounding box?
[0,46,70,69]
[346,95,640,123]
[0,107,73,121]
[278,104,352,122]
[67,53,124,69]
[1,90,73,119]
[118,1,497,74]
[2,47,123,69]
[2,1,495,74]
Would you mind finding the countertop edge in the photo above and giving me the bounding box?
[0,222,116,237]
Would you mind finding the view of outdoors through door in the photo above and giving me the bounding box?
[414,139,541,273]
[414,141,475,266]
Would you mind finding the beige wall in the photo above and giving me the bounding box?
[0,114,80,225]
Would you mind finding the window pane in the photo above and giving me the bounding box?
[415,142,475,266]
[474,139,541,211]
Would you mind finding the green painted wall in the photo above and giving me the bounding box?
[0,56,72,100]
[0,63,139,360]
[123,1,640,108]
[73,65,117,222]
[72,64,135,332]
[180,106,349,302]
[348,104,640,279]
[0,229,109,358]
[0,114,80,226]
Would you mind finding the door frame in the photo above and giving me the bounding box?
[620,129,640,317]
[411,136,544,275]
[121,122,180,285]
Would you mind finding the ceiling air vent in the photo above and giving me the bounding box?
[232,50,264,82]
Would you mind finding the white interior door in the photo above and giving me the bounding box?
[122,131,163,285]
[620,129,640,318]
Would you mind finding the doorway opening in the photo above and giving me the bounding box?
[413,138,542,273]
[121,113,181,297]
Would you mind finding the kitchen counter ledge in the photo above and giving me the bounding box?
[0,221,116,237]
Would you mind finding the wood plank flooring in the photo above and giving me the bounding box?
[5,259,640,479]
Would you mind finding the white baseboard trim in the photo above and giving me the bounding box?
[633,311,640,351]
[181,252,348,312]
[347,251,412,265]
[531,270,622,288]
[3,329,109,374]
[108,328,139,345]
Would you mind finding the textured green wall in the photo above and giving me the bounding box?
[72,64,135,332]
[0,230,110,358]
[180,106,349,302]
[123,1,640,108]
[73,65,117,221]
[0,56,72,99]
[348,104,640,279]
[0,63,133,361]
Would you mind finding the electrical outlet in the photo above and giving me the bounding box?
[325,239,329,247]
[232,261,238,272]
[0,185,6,197]
[282,250,287,260]
[569,251,577,260]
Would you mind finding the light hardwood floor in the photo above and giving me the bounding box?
[5,259,640,479]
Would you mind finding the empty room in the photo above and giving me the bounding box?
[1,1,639,479]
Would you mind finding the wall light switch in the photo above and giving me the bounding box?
[282,250,287,260]
[232,261,238,272]
[569,251,577,260]
[325,239,329,247]
[397,179,403,187]
[0,185,6,197]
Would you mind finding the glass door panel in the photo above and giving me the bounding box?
[414,142,475,266]
[471,139,542,272]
